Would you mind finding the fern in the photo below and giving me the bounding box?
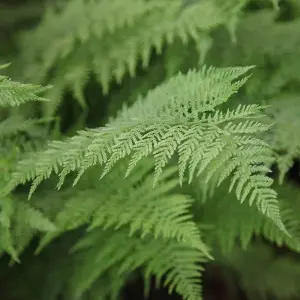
[193,178,300,253]
[1,2,300,299]
[0,195,57,261]
[0,63,50,186]
[34,163,210,260]
[0,63,56,261]
[218,243,300,300]
[14,0,246,115]
[68,227,207,300]
[2,68,285,237]
[0,61,291,299]
[2,157,209,300]
[0,63,50,107]
[5,66,288,235]
[205,9,300,180]
[264,95,300,183]
[208,9,300,97]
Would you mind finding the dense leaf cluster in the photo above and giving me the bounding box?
[1,1,300,300]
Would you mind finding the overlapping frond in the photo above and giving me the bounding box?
[0,62,54,261]
[205,9,300,178]
[209,10,300,97]
[0,195,56,261]
[5,66,287,233]
[197,180,300,253]
[34,163,209,259]
[2,1,300,299]
[69,227,207,300]
[15,0,246,115]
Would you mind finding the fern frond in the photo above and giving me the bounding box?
[69,227,207,300]
[209,10,300,97]
[16,0,245,115]
[0,63,50,107]
[6,66,287,233]
[0,196,18,260]
[35,163,209,260]
[0,195,56,261]
[219,243,300,300]
[207,10,300,178]
[0,115,50,141]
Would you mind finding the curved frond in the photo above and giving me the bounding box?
[35,163,209,259]
[0,196,56,261]
[69,227,208,300]
[197,180,300,253]
[209,10,300,97]
[6,66,287,232]
[16,0,245,114]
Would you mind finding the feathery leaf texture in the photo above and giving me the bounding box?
[0,63,54,261]
[35,163,210,259]
[0,63,50,107]
[209,10,300,98]
[0,2,300,300]
[0,196,56,261]
[15,0,246,115]
[2,160,210,300]
[198,180,300,254]
[6,66,287,233]
[69,228,207,300]
[206,9,300,178]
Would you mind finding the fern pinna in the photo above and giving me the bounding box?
[0,64,55,261]
[13,0,247,116]
[1,62,295,300]
[1,0,300,299]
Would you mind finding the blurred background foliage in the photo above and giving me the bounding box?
[1,0,300,299]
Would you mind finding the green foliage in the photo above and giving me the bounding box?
[5,66,288,235]
[0,63,50,107]
[1,1,300,300]
[207,9,300,182]
[35,163,210,258]
[209,9,300,97]
[69,228,207,300]
[193,179,300,253]
[218,242,300,300]
[0,195,56,261]
[13,0,247,115]
[0,63,56,262]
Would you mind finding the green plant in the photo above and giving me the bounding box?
[0,63,56,261]
[1,1,300,300]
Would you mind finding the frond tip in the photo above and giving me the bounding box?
[6,65,287,234]
[0,63,51,107]
[15,0,246,114]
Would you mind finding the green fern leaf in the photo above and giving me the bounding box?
[198,180,300,253]
[0,63,50,107]
[36,163,210,259]
[6,66,287,233]
[15,0,245,114]
[69,228,208,300]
